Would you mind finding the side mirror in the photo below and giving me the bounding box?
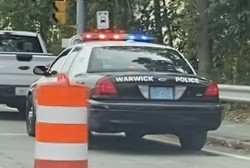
[50,70,58,76]
[45,64,51,68]
[33,66,48,76]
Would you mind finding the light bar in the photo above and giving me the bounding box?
[126,34,155,42]
[82,32,155,42]
[113,34,121,40]
[99,34,106,39]
[82,32,126,41]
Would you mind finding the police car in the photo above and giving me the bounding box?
[25,32,222,150]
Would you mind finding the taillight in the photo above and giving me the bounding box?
[205,81,219,97]
[93,77,117,96]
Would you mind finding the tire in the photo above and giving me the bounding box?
[17,105,26,119]
[88,131,94,150]
[25,96,36,137]
[179,131,207,150]
[125,132,145,141]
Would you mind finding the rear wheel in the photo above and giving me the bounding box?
[88,131,95,150]
[179,131,207,150]
[125,132,145,141]
[25,96,35,137]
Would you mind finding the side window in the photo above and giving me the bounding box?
[50,56,67,72]
[68,54,87,79]
[49,48,72,72]
[61,47,82,72]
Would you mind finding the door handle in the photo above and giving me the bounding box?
[18,66,30,70]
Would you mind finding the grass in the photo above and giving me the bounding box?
[223,103,250,124]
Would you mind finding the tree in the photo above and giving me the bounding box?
[1,0,250,85]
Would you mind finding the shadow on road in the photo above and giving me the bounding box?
[0,110,221,158]
[90,134,219,157]
[0,112,24,121]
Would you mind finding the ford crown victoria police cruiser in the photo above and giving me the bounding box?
[25,32,222,150]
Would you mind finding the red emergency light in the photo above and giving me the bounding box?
[82,32,126,41]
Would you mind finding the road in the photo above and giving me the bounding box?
[0,106,250,168]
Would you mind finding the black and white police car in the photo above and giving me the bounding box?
[26,32,222,150]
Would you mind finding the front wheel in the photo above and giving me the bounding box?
[25,96,36,137]
[178,131,207,150]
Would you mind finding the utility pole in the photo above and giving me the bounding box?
[153,0,163,44]
[76,0,86,34]
[196,0,211,78]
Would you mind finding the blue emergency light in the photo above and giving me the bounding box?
[126,34,155,42]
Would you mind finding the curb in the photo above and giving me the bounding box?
[153,134,250,153]
[207,135,250,152]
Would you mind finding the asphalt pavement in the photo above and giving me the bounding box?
[0,105,250,168]
[210,121,250,141]
[208,121,250,151]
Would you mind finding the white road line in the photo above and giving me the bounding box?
[204,148,250,161]
[146,136,250,161]
[0,133,27,136]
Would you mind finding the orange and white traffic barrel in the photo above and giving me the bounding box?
[34,73,88,168]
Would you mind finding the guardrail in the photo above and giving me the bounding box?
[219,85,250,102]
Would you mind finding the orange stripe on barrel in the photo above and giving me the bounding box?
[37,85,87,107]
[36,123,88,143]
[35,160,87,168]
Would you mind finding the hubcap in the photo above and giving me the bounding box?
[28,106,34,127]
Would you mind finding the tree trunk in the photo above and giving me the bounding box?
[196,0,212,78]
[154,0,163,44]
[113,0,129,30]
[162,0,173,47]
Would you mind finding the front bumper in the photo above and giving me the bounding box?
[88,100,222,134]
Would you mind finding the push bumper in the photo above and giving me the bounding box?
[88,100,222,134]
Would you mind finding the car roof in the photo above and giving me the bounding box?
[0,30,38,37]
[73,41,176,50]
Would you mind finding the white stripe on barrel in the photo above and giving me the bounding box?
[37,106,87,124]
[35,142,88,160]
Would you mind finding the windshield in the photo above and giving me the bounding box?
[88,46,193,74]
[0,34,43,53]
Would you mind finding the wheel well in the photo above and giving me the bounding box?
[28,91,32,97]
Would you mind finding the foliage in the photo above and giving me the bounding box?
[0,0,75,54]
[223,103,250,124]
[207,0,250,84]
[0,0,250,84]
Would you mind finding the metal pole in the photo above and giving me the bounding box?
[76,0,86,34]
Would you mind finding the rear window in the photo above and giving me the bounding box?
[0,34,43,53]
[88,46,194,74]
